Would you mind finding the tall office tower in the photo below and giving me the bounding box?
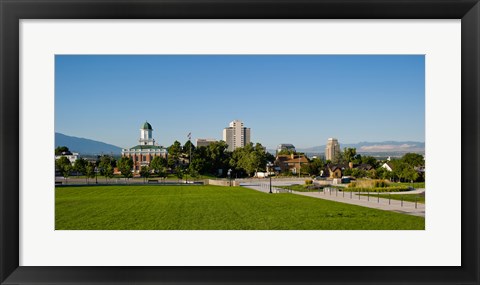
[325,138,341,161]
[223,120,251,152]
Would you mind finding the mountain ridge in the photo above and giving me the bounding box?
[56,132,425,156]
[55,133,122,155]
[297,141,425,153]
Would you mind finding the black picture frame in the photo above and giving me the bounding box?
[1,0,479,284]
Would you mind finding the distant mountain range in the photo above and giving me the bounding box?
[55,133,122,155]
[56,132,424,157]
[296,141,425,154]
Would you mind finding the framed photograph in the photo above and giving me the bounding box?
[1,0,479,284]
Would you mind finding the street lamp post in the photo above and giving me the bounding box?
[95,167,98,184]
[269,175,272,194]
[227,169,232,186]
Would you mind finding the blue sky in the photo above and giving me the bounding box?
[55,55,425,149]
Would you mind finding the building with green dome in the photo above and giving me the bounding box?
[121,121,168,172]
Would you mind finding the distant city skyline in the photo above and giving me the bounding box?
[55,55,425,149]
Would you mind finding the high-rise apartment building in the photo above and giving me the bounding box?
[325,138,341,161]
[223,120,251,152]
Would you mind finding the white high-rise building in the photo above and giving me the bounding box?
[325,138,341,161]
[223,120,251,152]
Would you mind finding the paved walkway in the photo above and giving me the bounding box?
[241,182,425,217]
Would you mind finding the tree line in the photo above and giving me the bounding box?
[55,144,424,183]
[55,141,275,181]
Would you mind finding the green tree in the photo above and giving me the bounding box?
[361,156,379,168]
[207,141,230,176]
[73,158,87,178]
[188,164,200,180]
[392,161,410,182]
[402,165,419,182]
[343,168,353,176]
[117,156,133,183]
[230,143,269,177]
[104,164,114,182]
[61,164,73,184]
[55,146,69,155]
[56,156,71,171]
[98,156,115,177]
[85,162,95,184]
[366,169,377,179]
[183,140,195,160]
[342,147,357,163]
[150,156,167,174]
[401,153,424,167]
[351,168,366,178]
[56,156,73,183]
[140,166,151,183]
[167,141,183,167]
[277,149,295,155]
[175,166,184,182]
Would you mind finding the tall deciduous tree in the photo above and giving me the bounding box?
[401,153,424,167]
[85,162,95,184]
[98,156,115,177]
[150,156,167,174]
[169,141,183,155]
[56,156,72,183]
[55,146,69,155]
[117,156,133,183]
[73,158,87,177]
[140,166,151,183]
[104,164,114,182]
[361,156,379,168]
[230,143,269,177]
[342,147,357,163]
[183,140,195,158]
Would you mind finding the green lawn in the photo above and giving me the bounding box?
[276,184,322,192]
[394,182,425,189]
[55,185,425,230]
[359,193,425,204]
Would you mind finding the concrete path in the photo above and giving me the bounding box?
[241,182,425,217]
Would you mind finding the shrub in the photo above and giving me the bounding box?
[305,179,313,185]
[373,180,388,188]
[348,182,357,188]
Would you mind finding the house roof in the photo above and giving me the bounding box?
[383,162,394,170]
[330,166,342,171]
[356,164,373,171]
[128,145,165,150]
[285,157,309,164]
[327,164,346,172]
[276,154,308,164]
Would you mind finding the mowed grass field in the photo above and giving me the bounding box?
[55,185,425,230]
